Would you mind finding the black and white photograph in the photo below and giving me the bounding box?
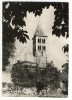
[2,1,69,97]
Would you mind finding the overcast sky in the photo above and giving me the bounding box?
[10,5,69,70]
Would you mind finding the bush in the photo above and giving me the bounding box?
[11,61,37,87]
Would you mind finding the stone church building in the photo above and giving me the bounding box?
[12,22,48,68]
[17,22,48,68]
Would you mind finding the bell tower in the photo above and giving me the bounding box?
[32,22,48,68]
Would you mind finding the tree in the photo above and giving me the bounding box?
[3,2,69,70]
[3,2,29,70]
[37,63,60,90]
[45,63,60,90]
[2,42,15,71]
[61,44,69,94]
[52,3,69,38]
[62,44,69,53]
[61,63,68,94]
[36,62,60,94]
[3,2,68,44]
[11,61,37,88]
[11,61,29,86]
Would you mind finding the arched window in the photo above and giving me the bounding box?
[38,46,41,50]
[38,38,39,43]
[44,39,45,43]
[38,46,39,50]
[42,39,45,43]
[40,46,41,50]
[40,38,41,43]
[38,38,41,43]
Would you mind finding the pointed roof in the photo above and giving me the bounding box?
[33,22,48,38]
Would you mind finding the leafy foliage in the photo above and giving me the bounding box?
[3,2,50,44]
[2,42,15,71]
[61,44,68,92]
[62,44,69,53]
[45,63,60,89]
[11,61,37,87]
[52,3,69,38]
[3,2,69,45]
[36,63,60,90]
[61,63,68,92]
[11,60,60,89]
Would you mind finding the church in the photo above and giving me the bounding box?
[11,22,48,69]
[17,22,48,68]
[10,22,48,86]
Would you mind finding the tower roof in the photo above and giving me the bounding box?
[34,22,48,38]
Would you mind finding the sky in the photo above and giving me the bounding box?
[9,5,69,70]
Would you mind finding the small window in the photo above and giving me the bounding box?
[38,39,39,43]
[38,38,41,43]
[40,39,41,43]
[42,46,46,50]
[38,46,41,50]
[44,39,45,43]
[38,46,39,50]
[42,39,45,43]
[40,46,41,50]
